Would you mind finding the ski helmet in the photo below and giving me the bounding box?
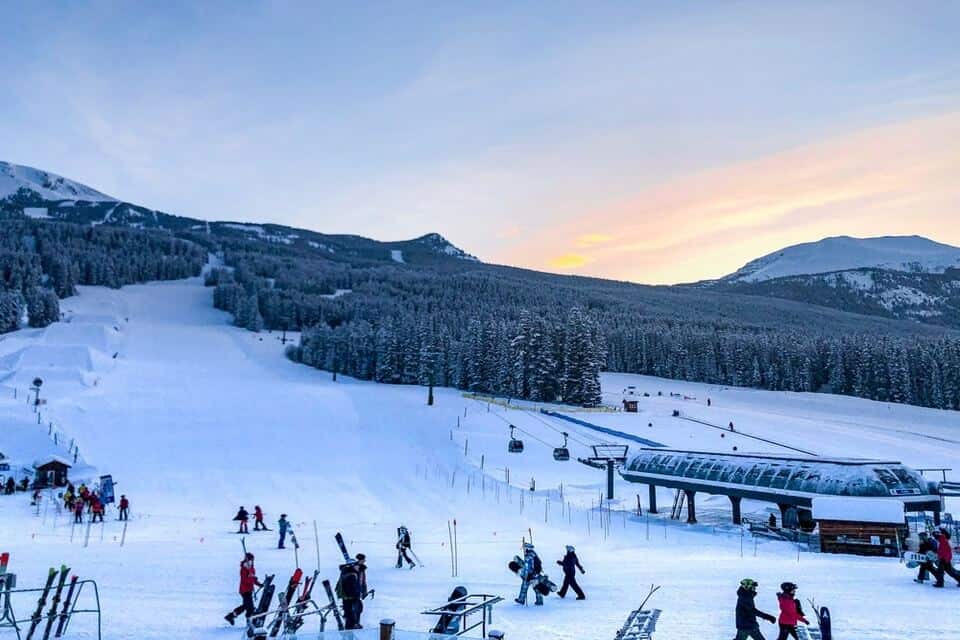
[565,545,575,553]
[780,582,797,592]
[245,552,254,560]
[739,578,758,590]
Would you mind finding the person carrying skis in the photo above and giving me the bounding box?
[515,543,544,606]
[253,505,267,531]
[277,514,290,549]
[396,525,415,569]
[556,545,585,600]
[118,494,129,521]
[915,532,937,583]
[932,527,960,588]
[775,582,808,640]
[735,578,776,640]
[225,552,262,626]
[336,560,363,629]
[233,506,249,534]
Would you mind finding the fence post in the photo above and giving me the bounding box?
[379,618,396,640]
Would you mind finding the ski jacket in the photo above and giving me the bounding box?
[557,551,584,575]
[234,508,249,522]
[935,533,952,563]
[239,560,259,594]
[254,507,263,520]
[776,593,807,625]
[338,568,362,600]
[521,552,542,579]
[736,587,775,630]
[919,538,936,555]
[397,529,411,549]
[74,501,84,514]
[278,518,289,533]
[119,497,129,509]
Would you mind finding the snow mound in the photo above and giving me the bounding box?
[0,161,116,202]
[40,323,116,354]
[0,344,97,373]
[723,235,960,282]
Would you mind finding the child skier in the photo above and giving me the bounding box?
[735,578,776,640]
[73,498,84,523]
[277,514,289,549]
[254,505,267,531]
[233,506,249,534]
[225,552,262,626]
[118,494,129,521]
[775,582,808,640]
[396,525,415,569]
[556,545,585,600]
[90,494,105,522]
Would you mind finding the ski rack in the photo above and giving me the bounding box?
[614,585,661,640]
[420,593,503,637]
[0,578,102,640]
[248,596,333,635]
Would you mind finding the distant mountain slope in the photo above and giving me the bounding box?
[0,160,477,266]
[722,235,960,283]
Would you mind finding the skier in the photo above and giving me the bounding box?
[336,560,363,629]
[277,514,290,549]
[90,494,105,523]
[775,582,808,640]
[253,505,267,531]
[63,487,74,509]
[4,477,14,495]
[734,578,776,640]
[224,552,262,626]
[233,506,249,534]
[914,532,937,583]
[118,494,129,521]
[73,498,84,523]
[396,525,415,569]
[932,527,960,588]
[515,543,544,606]
[556,545,585,600]
[431,586,468,634]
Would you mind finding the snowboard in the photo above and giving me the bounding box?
[819,606,832,640]
[903,550,937,569]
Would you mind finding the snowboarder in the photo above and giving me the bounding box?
[253,505,267,531]
[278,514,290,549]
[775,582,808,640]
[914,532,937,583]
[336,560,363,629]
[233,506,249,534]
[396,526,415,569]
[932,527,960,588]
[225,552,262,626]
[735,578,776,640]
[556,545,585,600]
[118,494,129,521]
[515,543,544,606]
[431,586,468,634]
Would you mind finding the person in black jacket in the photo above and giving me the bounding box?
[337,561,363,629]
[915,532,937,583]
[735,579,776,640]
[556,545,585,600]
[233,506,249,534]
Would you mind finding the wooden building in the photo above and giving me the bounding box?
[812,497,906,557]
[622,399,639,413]
[34,456,72,488]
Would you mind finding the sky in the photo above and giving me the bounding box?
[1,1,958,284]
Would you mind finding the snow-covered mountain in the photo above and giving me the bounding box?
[722,235,960,283]
[0,160,477,265]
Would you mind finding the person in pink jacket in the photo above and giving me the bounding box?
[775,582,808,640]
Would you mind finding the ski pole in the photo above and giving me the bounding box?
[313,520,320,571]
[241,536,247,555]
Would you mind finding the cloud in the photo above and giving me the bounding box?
[549,254,590,269]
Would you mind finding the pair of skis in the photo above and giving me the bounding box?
[247,574,275,638]
[25,565,78,640]
[266,568,302,637]
[280,570,319,635]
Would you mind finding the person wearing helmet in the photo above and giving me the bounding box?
[556,545,585,600]
[775,582,808,640]
[735,579,776,640]
[515,543,544,606]
[932,527,960,588]
[224,552,262,626]
[336,559,363,629]
[396,526,415,569]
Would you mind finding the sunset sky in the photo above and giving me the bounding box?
[2,1,958,283]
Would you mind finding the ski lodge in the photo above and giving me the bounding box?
[619,449,943,532]
[33,455,71,488]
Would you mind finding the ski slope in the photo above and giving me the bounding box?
[1,274,958,640]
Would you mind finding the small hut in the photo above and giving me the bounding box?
[34,456,72,488]
[622,399,639,413]
[812,497,906,556]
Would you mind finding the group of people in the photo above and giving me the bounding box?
[914,528,960,588]
[232,506,293,550]
[735,579,810,640]
[2,476,30,494]
[509,543,586,606]
[61,482,129,523]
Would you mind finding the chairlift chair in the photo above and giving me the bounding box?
[508,425,524,453]
[553,432,570,461]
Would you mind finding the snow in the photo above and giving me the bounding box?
[23,206,49,218]
[0,161,116,202]
[1,275,959,640]
[391,249,406,263]
[724,235,960,282]
[811,497,905,524]
[320,289,352,299]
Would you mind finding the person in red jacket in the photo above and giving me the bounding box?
[73,497,85,523]
[775,582,808,640]
[933,528,959,588]
[253,505,267,531]
[90,494,105,523]
[118,495,130,521]
[225,552,262,625]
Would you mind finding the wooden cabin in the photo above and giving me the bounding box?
[622,399,639,413]
[34,456,72,488]
[812,497,906,557]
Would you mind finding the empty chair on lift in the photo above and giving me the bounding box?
[553,432,570,461]
[508,425,524,453]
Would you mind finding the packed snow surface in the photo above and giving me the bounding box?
[723,235,960,282]
[1,274,958,640]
